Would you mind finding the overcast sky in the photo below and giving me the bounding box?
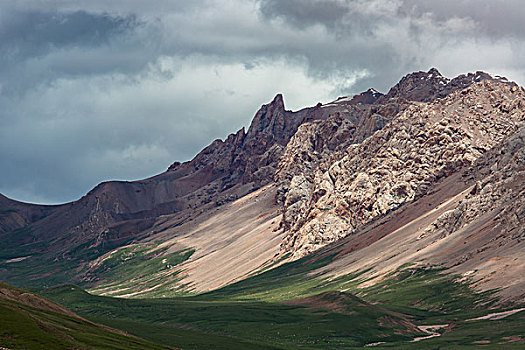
[1,0,524,204]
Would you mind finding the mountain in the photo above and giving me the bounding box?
[0,68,523,301]
[2,68,525,349]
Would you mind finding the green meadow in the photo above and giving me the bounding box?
[37,253,525,349]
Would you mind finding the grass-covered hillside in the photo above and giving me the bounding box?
[0,281,173,350]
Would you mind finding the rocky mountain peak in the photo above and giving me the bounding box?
[246,93,287,138]
[375,67,519,105]
[379,68,450,102]
[366,87,382,94]
[346,88,384,105]
[269,93,285,110]
[427,67,442,76]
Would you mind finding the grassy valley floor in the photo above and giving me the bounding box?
[38,255,525,349]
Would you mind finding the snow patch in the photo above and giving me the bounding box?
[335,96,353,103]
[4,256,30,263]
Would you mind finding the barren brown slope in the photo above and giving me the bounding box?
[161,185,285,292]
[0,194,60,233]
[89,184,286,296]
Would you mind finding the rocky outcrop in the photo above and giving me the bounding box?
[425,121,525,243]
[280,79,525,258]
[376,68,512,103]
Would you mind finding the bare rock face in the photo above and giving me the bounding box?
[376,68,508,103]
[280,79,525,258]
[426,121,525,243]
[275,115,357,227]
[274,92,425,232]
[377,68,451,102]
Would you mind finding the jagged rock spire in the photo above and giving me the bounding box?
[427,67,442,76]
[270,93,285,110]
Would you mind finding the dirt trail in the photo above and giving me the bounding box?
[411,324,448,342]
[467,308,525,321]
[410,308,525,343]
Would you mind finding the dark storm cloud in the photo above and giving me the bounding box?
[401,0,525,38]
[0,9,146,94]
[256,0,525,91]
[1,0,524,203]
[258,0,349,30]
[0,10,136,50]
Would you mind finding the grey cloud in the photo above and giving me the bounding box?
[10,0,212,16]
[1,0,525,203]
[401,0,525,38]
[0,10,136,50]
[0,10,147,94]
[256,0,525,91]
[258,0,349,30]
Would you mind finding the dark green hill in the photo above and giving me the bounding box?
[0,281,173,350]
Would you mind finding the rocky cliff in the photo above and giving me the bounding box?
[277,71,523,258]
